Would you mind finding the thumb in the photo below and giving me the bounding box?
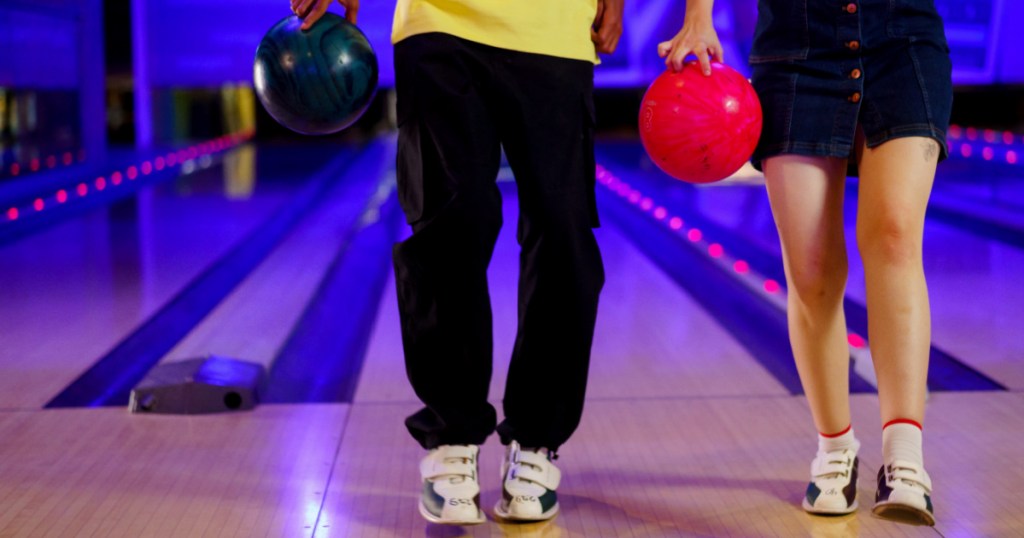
[657,41,671,58]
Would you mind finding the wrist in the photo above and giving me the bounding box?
[684,12,713,26]
[684,0,714,24]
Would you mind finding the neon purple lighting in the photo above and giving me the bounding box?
[133,0,153,148]
[0,133,252,226]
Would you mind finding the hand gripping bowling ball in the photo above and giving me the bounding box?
[254,13,379,135]
[639,61,762,183]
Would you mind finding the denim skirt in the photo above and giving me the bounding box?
[748,0,953,175]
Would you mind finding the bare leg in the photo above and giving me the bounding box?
[763,156,851,434]
[854,137,938,425]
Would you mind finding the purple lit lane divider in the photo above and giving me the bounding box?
[0,130,256,244]
[949,125,1024,147]
[1,148,88,179]
[595,165,874,394]
[947,124,1023,166]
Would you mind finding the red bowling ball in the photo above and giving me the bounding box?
[639,61,762,183]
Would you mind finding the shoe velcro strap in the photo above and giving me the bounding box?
[888,460,932,492]
[514,449,551,468]
[436,445,477,461]
[812,459,852,478]
[421,459,476,481]
[512,454,561,490]
[420,446,478,480]
[811,450,853,477]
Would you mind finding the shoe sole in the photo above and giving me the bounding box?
[493,501,559,522]
[802,497,858,515]
[418,501,486,525]
[872,501,935,526]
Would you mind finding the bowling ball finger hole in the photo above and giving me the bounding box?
[224,392,243,409]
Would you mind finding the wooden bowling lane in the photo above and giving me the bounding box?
[314,392,1024,537]
[3,395,1018,537]
[0,147,309,409]
[0,404,348,538]
[157,144,392,372]
[354,185,791,404]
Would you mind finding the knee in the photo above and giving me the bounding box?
[424,187,502,231]
[786,254,848,310]
[857,216,922,268]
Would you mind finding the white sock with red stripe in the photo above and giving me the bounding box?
[818,424,859,453]
[882,419,924,466]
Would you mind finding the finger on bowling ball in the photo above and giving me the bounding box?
[696,50,712,76]
[301,8,327,29]
[293,0,313,18]
[298,0,325,27]
[340,0,360,24]
[667,47,689,72]
[300,5,326,29]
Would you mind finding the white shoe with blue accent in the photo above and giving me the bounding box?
[418,445,486,525]
[494,441,561,521]
[873,460,935,526]
[802,447,860,515]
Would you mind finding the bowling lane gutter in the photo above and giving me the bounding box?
[261,180,403,404]
[45,143,383,408]
[597,147,1005,393]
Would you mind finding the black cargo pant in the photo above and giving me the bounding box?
[393,33,604,452]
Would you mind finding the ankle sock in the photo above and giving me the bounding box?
[882,419,923,466]
[818,424,860,453]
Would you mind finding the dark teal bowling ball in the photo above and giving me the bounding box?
[253,13,378,135]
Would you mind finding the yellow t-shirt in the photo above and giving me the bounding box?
[392,0,598,63]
